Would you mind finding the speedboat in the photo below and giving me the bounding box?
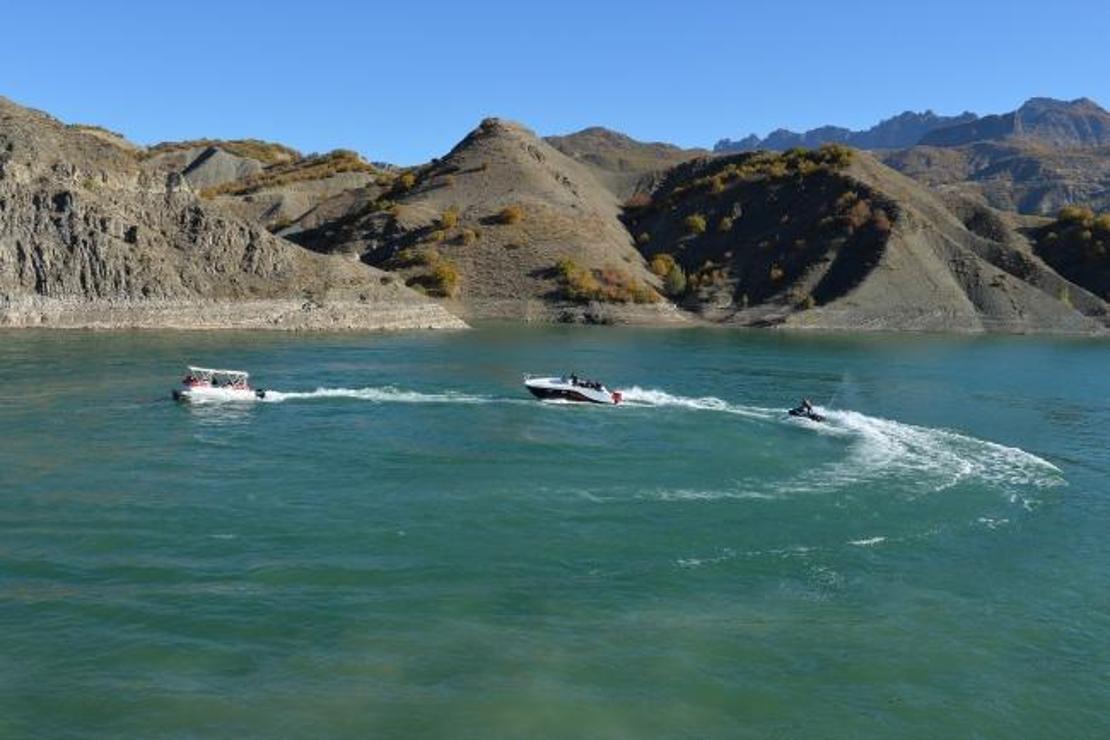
[524,374,622,405]
[173,366,266,402]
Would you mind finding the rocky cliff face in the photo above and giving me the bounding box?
[0,97,464,330]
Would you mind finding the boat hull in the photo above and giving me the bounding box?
[524,377,620,405]
[173,387,265,403]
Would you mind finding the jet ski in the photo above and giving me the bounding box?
[788,400,825,422]
[524,374,622,404]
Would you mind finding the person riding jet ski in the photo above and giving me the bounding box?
[788,398,825,422]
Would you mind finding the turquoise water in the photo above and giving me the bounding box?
[1,326,1108,739]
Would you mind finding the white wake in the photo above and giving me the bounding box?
[617,387,1062,492]
[208,381,1062,492]
[617,386,779,420]
[261,386,493,405]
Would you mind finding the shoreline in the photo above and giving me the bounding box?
[1,296,1107,337]
[0,297,468,332]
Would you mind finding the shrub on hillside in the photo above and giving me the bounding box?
[845,199,873,231]
[430,261,460,297]
[440,208,459,229]
[664,264,687,297]
[649,253,677,277]
[555,258,657,304]
[391,248,434,268]
[199,149,377,198]
[1058,205,1094,224]
[718,216,734,232]
[398,172,417,189]
[497,204,525,224]
[684,214,707,235]
[872,208,892,233]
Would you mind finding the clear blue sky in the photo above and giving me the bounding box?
[3,0,1107,164]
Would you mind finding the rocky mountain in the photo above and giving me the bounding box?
[0,97,463,329]
[624,146,1108,332]
[283,118,680,323]
[545,127,707,199]
[879,98,1110,214]
[918,97,1110,148]
[5,94,1107,333]
[715,110,978,153]
[880,141,1110,215]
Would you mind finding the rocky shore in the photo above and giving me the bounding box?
[0,296,466,331]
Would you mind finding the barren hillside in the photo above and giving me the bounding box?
[0,97,463,329]
[285,118,680,323]
[624,146,1108,333]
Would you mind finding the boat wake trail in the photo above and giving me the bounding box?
[618,386,779,420]
[256,382,1060,493]
[616,386,1062,492]
[261,386,494,405]
[814,409,1062,493]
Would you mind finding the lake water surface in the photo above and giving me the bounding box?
[1,326,1107,738]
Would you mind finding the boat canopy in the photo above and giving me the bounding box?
[186,366,249,381]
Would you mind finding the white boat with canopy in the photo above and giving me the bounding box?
[173,366,266,402]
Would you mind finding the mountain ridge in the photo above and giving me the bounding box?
[3,94,1108,333]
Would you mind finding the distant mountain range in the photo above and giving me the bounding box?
[716,98,1110,152]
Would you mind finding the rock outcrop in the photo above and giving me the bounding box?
[0,97,464,330]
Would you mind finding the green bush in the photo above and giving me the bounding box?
[439,208,459,229]
[684,214,707,235]
[1058,205,1093,224]
[649,253,677,277]
[664,264,687,296]
[555,258,657,304]
[430,261,460,297]
[199,149,377,198]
